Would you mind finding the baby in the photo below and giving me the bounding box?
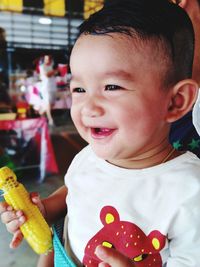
[1,0,200,266]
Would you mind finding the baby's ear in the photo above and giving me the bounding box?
[166,79,198,122]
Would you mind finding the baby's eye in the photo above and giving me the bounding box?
[105,85,122,91]
[72,87,85,93]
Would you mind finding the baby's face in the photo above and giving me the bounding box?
[70,33,172,168]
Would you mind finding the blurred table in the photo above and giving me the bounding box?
[0,117,58,182]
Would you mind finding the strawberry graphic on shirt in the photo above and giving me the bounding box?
[83,206,166,267]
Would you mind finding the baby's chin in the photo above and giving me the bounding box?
[90,145,118,163]
[92,149,108,160]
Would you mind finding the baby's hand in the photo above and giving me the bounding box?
[0,192,45,249]
[0,201,25,248]
[95,245,135,267]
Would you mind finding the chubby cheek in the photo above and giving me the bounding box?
[70,107,89,141]
[70,107,82,131]
[70,105,77,124]
[119,107,161,139]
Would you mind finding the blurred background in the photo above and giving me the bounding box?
[0,1,104,266]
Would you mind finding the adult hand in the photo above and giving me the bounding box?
[95,245,135,267]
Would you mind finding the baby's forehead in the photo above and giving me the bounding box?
[70,32,169,84]
[73,32,169,65]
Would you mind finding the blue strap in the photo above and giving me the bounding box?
[53,221,77,267]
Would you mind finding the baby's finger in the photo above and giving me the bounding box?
[0,201,9,214]
[30,192,45,216]
[30,192,41,206]
[3,213,26,233]
[10,230,24,249]
[1,209,22,224]
[98,263,110,267]
[96,245,134,267]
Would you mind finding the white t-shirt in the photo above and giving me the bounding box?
[65,145,200,267]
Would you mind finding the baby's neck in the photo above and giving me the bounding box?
[108,145,181,169]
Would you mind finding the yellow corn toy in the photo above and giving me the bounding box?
[0,166,53,254]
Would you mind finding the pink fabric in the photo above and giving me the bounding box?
[0,117,58,181]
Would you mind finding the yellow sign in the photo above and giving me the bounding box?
[44,0,65,17]
[0,0,23,12]
[84,0,104,19]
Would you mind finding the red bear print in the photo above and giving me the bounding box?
[83,206,166,267]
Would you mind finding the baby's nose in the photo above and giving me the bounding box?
[82,97,104,117]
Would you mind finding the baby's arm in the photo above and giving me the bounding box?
[0,185,67,248]
[42,185,68,225]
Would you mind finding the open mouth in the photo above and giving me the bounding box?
[91,127,115,137]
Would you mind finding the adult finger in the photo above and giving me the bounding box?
[96,245,134,267]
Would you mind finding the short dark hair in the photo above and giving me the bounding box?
[79,0,194,88]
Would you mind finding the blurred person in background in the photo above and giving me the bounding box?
[38,55,57,126]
